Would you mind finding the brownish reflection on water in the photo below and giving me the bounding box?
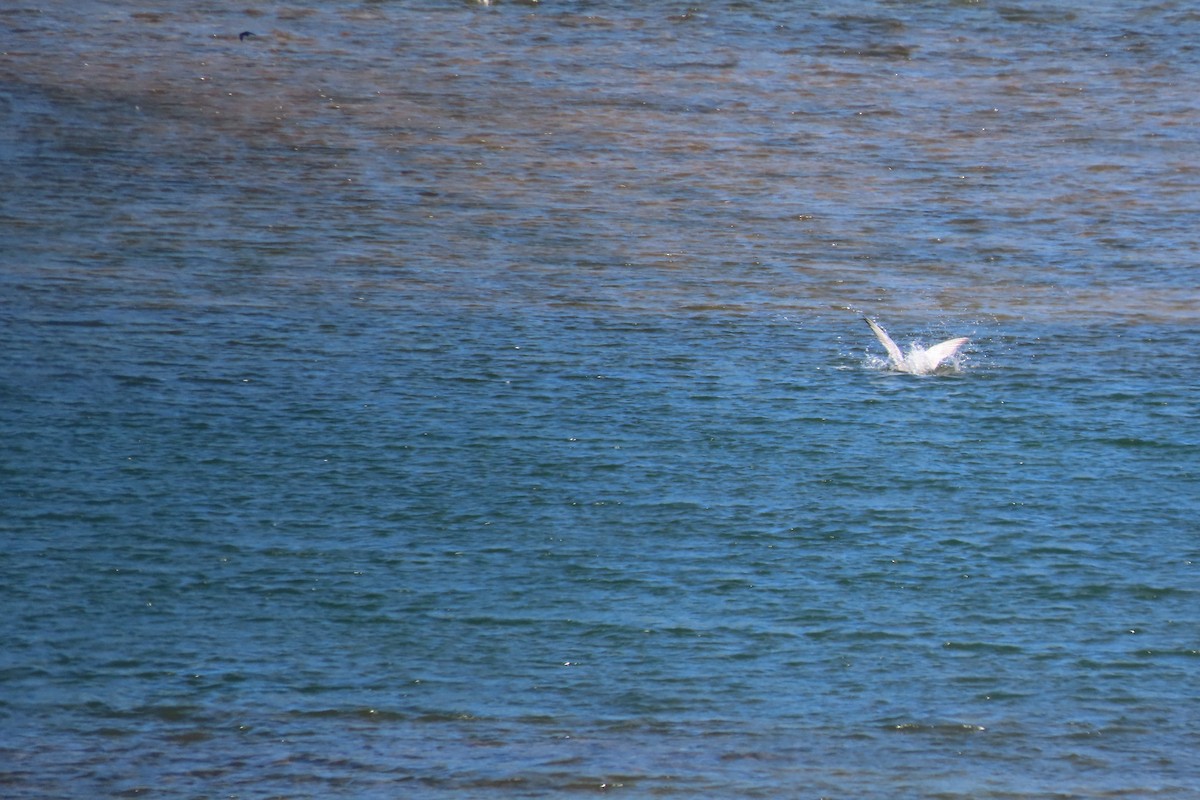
[2,1,1197,322]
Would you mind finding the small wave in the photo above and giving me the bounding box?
[886,721,988,734]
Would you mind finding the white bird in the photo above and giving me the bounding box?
[864,317,968,375]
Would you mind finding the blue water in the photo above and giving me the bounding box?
[2,1,1199,797]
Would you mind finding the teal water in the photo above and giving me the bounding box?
[2,1,1199,797]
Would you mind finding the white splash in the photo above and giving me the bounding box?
[864,317,968,375]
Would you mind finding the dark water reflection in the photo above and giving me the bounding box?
[3,1,1198,322]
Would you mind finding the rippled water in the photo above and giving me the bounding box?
[2,1,1199,797]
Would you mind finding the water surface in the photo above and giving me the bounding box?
[2,1,1198,797]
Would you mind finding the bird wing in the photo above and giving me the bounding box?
[864,317,905,368]
[918,336,969,372]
